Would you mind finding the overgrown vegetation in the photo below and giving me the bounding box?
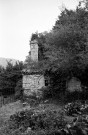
[25,0,88,99]
[0,61,24,99]
[0,101,88,135]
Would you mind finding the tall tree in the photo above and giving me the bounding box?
[0,61,24,96]
[43,3,88,75]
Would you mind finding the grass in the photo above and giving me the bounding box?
[0,99,62,119]
[0,100,31,127]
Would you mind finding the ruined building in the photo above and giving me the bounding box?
[22,39,46,96]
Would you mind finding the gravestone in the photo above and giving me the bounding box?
[67,77,82,92]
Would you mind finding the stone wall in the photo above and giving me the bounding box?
[23,74,45,96]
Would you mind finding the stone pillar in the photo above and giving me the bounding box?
[30,40,38,62]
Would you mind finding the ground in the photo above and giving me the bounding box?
[0,100,30,127]
[0,99,83,135]
[0,99,73,128]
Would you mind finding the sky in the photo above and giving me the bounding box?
[0,0,80,61]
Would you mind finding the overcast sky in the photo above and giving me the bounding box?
[0,0,80,61]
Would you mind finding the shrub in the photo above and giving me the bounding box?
[9,108,66,131]
[40,87,52,99]
[9,109,34,130]
[1,106,88,135]
[64,101,88,116]
[64,101,82,116]
[2,100,88,135]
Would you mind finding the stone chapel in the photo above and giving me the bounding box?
[22,39,46,96]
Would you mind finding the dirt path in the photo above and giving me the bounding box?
[0,100,30,120]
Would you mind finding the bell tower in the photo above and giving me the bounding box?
[30,39,38,62]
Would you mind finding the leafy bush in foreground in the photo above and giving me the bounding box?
[64,101,88,116]
[8,112,88,135]
[9,108,66,131]
[1,101,88,135]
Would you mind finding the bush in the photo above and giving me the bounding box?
[9,109,34,130]
[1,106,88,135]
[64,101,88,116]
[40,87,52,99]
[9,108,66,131]
[22,94,42,107]
[1,100,88,135]
[64,101,82,116]
[15,80,23,100]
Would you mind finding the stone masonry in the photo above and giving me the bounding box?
[22,39,45,96]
